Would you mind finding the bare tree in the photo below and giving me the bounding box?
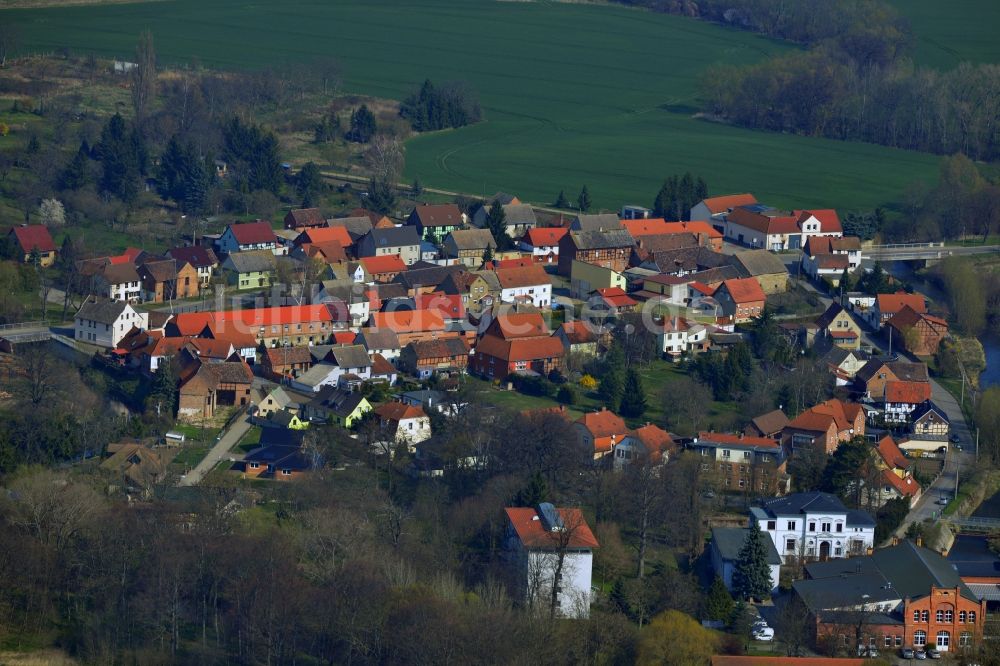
[619,460,664,578]
[0,24,20,68]
[364,133,404,183]
[20,344,61,406]
[523,507,592,619]
[131,30,157,120]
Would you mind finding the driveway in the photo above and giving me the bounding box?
[177,413,252,487]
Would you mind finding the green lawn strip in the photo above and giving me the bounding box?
[237,426,262,454]
[4,0,944,212]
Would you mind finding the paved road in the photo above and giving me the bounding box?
[864,244,999,261]
[789,275,976,537]
[177,413,252,487]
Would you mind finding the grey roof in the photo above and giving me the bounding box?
[401,389,446,406]
[732,249,788,277]
[569,228,634,250]
[649,246,729,273]
[802,540,976,606]
[447,228,497,251]
[327,344,372,369]
[355,328,400,351]
[76,298,130,324]
[328,215,374,240]
[750,409,789,436]
[319,279,368,304]
[393,264,465,290]
[757,492,852,519]
[794,571,902,612]
[823,346,864,367]
[294,363,338,388]
[846,509,877,528]
[947,535,1000,579]
[223,250,276,273]
[501,204,537,226]
[687,265,742,284]
[365,226,420,248]
[571,213,623,232]
[815,302,848,330]
[910,400,949,424]
[100,262,141,284]
[888,361,929,383]
[711,527,781,565]
[475,269,501,291]
[309,385,368,417]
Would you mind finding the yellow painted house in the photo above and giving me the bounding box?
[570,259,626,299]
[222,250,277,290]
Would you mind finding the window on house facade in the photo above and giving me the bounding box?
[767,521,776,531]
[914,631,926,646]
[913,610,921,622]
[959,611,967,623]
[936,631,949,649]
[809,522,816,531]
[944,610,953,622]
[921,610,929,622]
[836,523,843,532]
[822,522,831,532]
[787,521,796,530]
[960,632,972,647]
[969,611,976,623]
[785,539,796,552]
[936,610,944,622]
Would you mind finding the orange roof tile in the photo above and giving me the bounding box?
[495,264,550,289]
[523,227,568,247]
[876,435,909,470]
[414,292,466,320]
[495,257,535,270]
[720,277,766,304]
[375,401,426,422]
[370,309,446,334]
[173,305,334,334]
[697,432,780,449]
[9,225,56,253]
[699,193,758,215]
[882,468,920,498]
[595,287,637,308]
[795,209,843,233]
[475,333,565,363]
[360,254,406,275]
[300,225,353,247]
[576,408,628,439]
[877,291,926,316]
[505,507,599,550]
[885,380,932,404]
[486,312,550,340]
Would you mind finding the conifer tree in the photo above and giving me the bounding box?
[732,521,773,602]
[577,185,591,213]
[706,575,735,621]
[619,368,647,418]
[485,200,511,250]
[554,190,569,209]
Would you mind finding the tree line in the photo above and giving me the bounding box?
[702,52,1000,161]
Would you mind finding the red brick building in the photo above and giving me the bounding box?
[885,305,949,356]
[796,540,986,656]
[470,334,564,381]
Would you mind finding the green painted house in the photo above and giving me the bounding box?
[302,385,372,428]
[221,250,277,290]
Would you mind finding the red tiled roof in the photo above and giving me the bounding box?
[495,257,535,270]
[711,657,865,666]
[576,408,628,439]
[697,432,780,449]
[788,399,861,434]
[360,254,406,274]
[300,225,353,247]
[720,277,765,304]
[495,264,550,289]
[332,331,356,345]
[882,468,920,498]
[876,435,909,470]
[505,507,599,550]
[622,218,674,237]
[727,208,800,235]
[596,287,637,308]
[228,221,277,245]
[370,309,446,334]
[830,330,858,339]
[795,209,843,233]
[185,338,236,359]
[371,353,396,375]
[9,225,56,253]
[630,423,674,457]
[167,245,218,268]
[885,380,932,405]
[414,292,466,320]
[486,312,550,339]
[663,220,723,239]
[699,193,757,215]
[523,227,567,247]
[303,240,347,264]
[887,305,948,332]
[475,333,565,363]
[265,345,313,367]
[877,291,926,316]
[558,320,597,345]
[375,401,426,422]
[174,305,334,333]
[816,254,850,270]
[410,203,463,227]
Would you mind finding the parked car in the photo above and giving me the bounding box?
[914,649,928,659]
[936,496,951,506]
[927,648,942,659]
[752,627,774,641]
[857,646,879,658]
[901,647,915,658]
[950,433,961,443]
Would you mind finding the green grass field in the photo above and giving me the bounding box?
[888,0,1000,69]
[4,0,946,211]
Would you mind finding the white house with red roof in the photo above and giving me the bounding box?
[519,227,568,263]
[496,264,551,308]
[656,315,708,359]
[505,503,599,618]
[216,221,279,256]
[689,193,758,227]
[724,206,843,251]
[374,401,431,449]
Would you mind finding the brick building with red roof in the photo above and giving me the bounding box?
[574,408,630,459]
[783,399,866,454]
[885,305,949,356]
[875,291,927,327]
[359,254,407,283]
[469,333,564,382]
[715,277,766,323]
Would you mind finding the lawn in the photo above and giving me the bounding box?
[467,357,740,433]
[3,0,944,212]
[887,0,1000,70]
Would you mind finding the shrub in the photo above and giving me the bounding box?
[580,374,598,390]
[556,385,578,405]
